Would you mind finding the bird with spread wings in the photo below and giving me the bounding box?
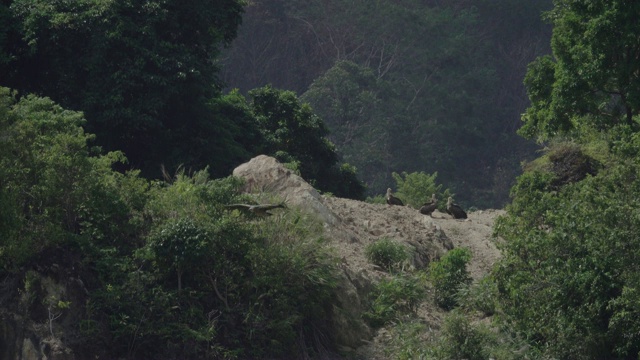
[224,202,287,217]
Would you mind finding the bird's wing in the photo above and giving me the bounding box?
[224,204,256,214]
[225,204,252,210]
[252,203,286,211]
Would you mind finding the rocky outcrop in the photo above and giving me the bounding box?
[0,270,77,360]
[233,155,340,226]
[233,155,372,349]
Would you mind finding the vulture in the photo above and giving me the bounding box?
[225,203,286,217]
[419,193,438,217]
[386,188,404,206]
[446,197,467,219]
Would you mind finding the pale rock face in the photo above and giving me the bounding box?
[232,155,340,225]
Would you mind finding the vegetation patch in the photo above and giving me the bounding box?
[429,248,472,310]
[363,274,426,328]
[364,237,409,272]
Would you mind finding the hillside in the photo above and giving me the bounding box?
[0,155,503,359]
[233,155,504,357]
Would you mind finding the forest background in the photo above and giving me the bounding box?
[0,0,554,208]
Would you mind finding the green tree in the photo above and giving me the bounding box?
[496,2,640,358]
[302,60,396,193]
[494,148,640,358]
[521,0,640,140]
[249,85,366,199]
[5,0,246,176]
[0,87,348,358]
[276,0,537,206]
[148,218,210,292]
[391,171,451,209]
[0,87,138,270]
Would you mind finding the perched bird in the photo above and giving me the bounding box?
[386,188,404,206]
[446,197,467,219]
[419,193,438,217]
[225,203,286,217]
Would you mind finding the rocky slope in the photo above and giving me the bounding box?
[234,155,504,357]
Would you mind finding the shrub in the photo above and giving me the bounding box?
[429,248,472,310]
[384,312,540,360]
[494,153,640,358]
[459,276,499,316]
[365,238,409,272]
[391,171,451,209]
[365,194,386,204]
[384,320,431,360]
[431,310,497,360]
[147,217,210,291]
[363,274,426,328]
[547,142,600,188]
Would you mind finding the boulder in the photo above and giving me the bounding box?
[233,155,340,225]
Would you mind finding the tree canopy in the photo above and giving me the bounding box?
[1,0,365,198]
[223,0,553,207]
[493,1,640,358]
[3,0,245,175]
[520,0,640,140]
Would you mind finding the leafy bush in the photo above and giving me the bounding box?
[384,312,540,360]
[429,248,472,310]
[0,88,349,358]
[384,320,431,360]
[365,194,386,204]
[363,274,426,328]
[391,171,451,209]
[365,237,409,271]
[494,155,640,359]
[0,89,136,270]
[147,217,210,291]
[430,310,497,360]
[459,276,499,316]
[93,174,342,359]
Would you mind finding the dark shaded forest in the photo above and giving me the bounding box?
[1,0,553,208]
[221,0,553,207]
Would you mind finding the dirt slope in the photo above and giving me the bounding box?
[233,155,505,358]
[322,197,504,357]
[323,196,503,281]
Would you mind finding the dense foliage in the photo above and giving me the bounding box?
[494,141,640,358]
[0,0,364,199]
[429,248,472,310]
[223,0,553,207]
[0,89,342,359]
[7,0,640,358]
[363,274,425,329]
[521,0,640,140]
[3,0,245,175]
[391,171,452,210]
[493,1,640,358]
[248,85,366,198]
